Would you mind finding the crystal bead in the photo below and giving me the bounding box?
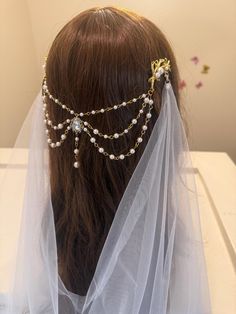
[71,117,82,133]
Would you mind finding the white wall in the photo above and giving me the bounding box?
[0,0,40,147]
[1,0,236,162]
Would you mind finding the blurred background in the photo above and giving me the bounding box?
[0,0,235,162]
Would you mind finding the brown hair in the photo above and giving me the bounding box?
[45,6,181,296]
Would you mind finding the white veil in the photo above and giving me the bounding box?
[0,81,211,313]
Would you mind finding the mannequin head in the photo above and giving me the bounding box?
[45,6,181,295]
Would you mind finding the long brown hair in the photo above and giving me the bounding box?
[45,6,181,296]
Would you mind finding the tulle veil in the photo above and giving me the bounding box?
[0,81,211,313]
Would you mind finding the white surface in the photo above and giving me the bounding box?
[0,149,236,313]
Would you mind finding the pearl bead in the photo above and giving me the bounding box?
[74,149,79,154]
[132,98,137,102]
[144,97,150,103]
[130,148,135,154]
[119,154,125,160]
[61,134,66,140]
[62,105,66,109]
[48,120,52,125]
[146,113,152,118]
[74,161,79,168]
[124,129,128,133]
[149,99,154,105]
[109,154,115,159]
[84,121,88,126]
[113,105,118,110]
[55,99,59,103]
[49,95,52,99]
[98,147,104,153]
[142,94,146,98]
[122,102,126,106]
[93,129,98,134]
[47,139,52,144]
[67,126,71,130]
[75,137,79,141]
[100,109,105,113]
[56,142,61,147]
[70,110,74,114]
[90,137,96,143]
[104,135,108,139]
[45,129,49,134]
[132,119,137,124]
[139,109,143,114]
[83,127,87,132]
[79,112,84,117]
[50,143,56,148]
[137,137,143,143]
[91,110,95,114]
[53,126,57,130]
[114,133,119,138]
[142,125,148,130]
[44,119,47,124]
[156,67,164,78]
[66,119,70,123]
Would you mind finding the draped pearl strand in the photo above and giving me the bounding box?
[42,58,171,168]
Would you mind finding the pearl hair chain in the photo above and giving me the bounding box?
[42,58,171,168]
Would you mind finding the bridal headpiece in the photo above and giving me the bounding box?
[42,58,171,168]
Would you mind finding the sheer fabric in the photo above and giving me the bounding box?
[0,81,211,313]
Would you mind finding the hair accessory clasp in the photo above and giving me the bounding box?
[148,58,171,90]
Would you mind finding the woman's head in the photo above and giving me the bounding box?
[45,6,181,295]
